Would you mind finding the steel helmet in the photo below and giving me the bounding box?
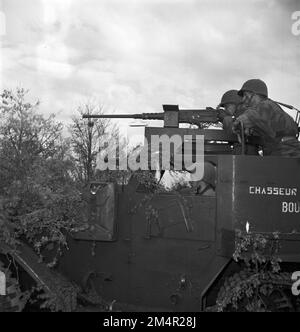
[220,90,242,106]
[238,79,268,98]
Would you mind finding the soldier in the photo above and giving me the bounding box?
[219,89,258,155]
[233,79,300,157]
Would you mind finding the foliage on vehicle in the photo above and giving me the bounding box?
[216,229,295,312]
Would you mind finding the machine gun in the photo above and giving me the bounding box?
[83,104,219,128]
[83,104,246,157]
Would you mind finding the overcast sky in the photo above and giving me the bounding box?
[0,0,299,131]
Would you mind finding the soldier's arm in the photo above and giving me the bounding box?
[234,105,276,138]
[243,105,276,138]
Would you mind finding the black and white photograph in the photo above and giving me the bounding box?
[0,0,300,318]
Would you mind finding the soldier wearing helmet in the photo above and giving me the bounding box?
[233,79,300,157]
[218,89,258,155]
[219,90,243,117]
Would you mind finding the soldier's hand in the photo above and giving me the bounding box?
[233,114,253,136]
[232,119,241,134]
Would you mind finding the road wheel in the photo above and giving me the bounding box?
[216,270,296,312]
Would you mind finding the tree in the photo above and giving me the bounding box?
[69,101,128,183]
[0,88,87,264]
[0,88,63,192]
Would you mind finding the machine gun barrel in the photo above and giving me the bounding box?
[83,105,218,127]
[82,113,164,120]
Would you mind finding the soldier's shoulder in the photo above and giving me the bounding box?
[259,98,278,107]
[257,99,279,112]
